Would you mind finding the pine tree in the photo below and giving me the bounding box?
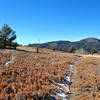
[68,46,76,53]
[91,48,98,55]
[0,24,18,48]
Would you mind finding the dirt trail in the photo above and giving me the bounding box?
[53,56,82,100]
[81,54,100,58]
[68,56,82,100]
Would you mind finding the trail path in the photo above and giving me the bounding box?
[81,54,100,58]
[53,56,82,100]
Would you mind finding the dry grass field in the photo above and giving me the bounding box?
[0,47,100,100]
[0,49,77,100]
[16,46,53,53]
[71,57,100,100]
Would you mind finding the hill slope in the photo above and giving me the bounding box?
[29,38,100,52]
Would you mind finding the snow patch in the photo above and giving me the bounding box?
[53,56,82,100]
[57,83,70,93]
[56,92,68,100]
[5,56,14,66]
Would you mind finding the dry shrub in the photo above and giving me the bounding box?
[71,57,100,100]
[0,50,77,99]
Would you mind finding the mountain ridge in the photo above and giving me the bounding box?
[29,37,100,52]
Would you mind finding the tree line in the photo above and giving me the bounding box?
[0,24,18,49]
[49,43,98,54]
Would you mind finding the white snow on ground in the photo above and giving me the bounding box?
[53,56,82,100]
[5,56,14,66]
[57,83,70,93]
[69,63,75,73]
[56,92,68,100]
[66,75,71,82]
[52,81,70,100]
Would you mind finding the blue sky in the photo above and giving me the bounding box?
[0,0,100,45]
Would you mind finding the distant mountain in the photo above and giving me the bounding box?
[29,38,100,52]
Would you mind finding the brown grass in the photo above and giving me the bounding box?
[71,57,100,100]
[0,50,77,99]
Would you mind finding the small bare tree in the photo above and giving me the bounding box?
[36,45,39,53]
[50,43,57,51]
[36,38,40,54]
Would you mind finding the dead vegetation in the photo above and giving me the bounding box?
[71,57,100,100]
[0,49,99,100]
[0,50,77,100]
